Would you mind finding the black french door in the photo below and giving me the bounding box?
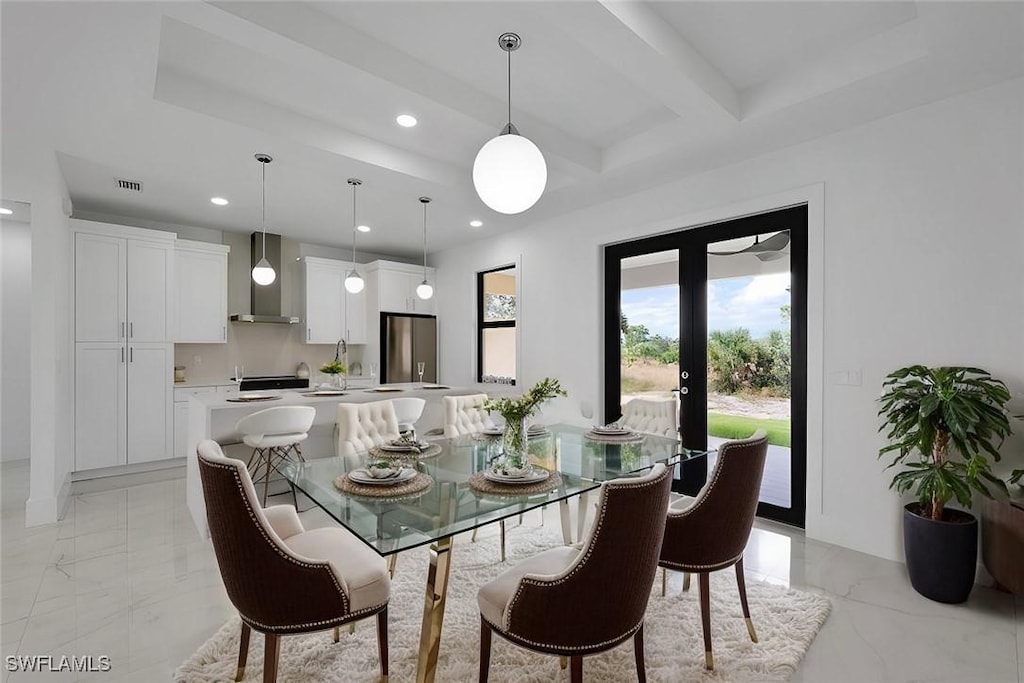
[603,205,807,527]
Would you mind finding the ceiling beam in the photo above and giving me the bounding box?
[204,1,602,177]
[595,1,741,122]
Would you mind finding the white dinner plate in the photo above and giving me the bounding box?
[481,427,504,436]
[591,425,631,435]
[348,468,417,486]
[482,469,550,485]
[379,441,430,452]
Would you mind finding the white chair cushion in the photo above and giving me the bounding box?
[242,432,309,449]
[477,545,580,630]
[443,394,495,437]
[336,400,401,456]
[285,527,391,612]
[621,398,678,437]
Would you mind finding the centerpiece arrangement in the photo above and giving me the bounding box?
[319,359,347,389]
[484,377,566,474]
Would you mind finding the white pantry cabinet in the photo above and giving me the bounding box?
[175,240,229,343]
[72,220,176,472]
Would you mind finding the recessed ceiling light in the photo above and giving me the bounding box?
[396,114,417,128]
[0,208,12,215]
[210,197,229,206]
[469,220,483,228]
[357,224,371,233]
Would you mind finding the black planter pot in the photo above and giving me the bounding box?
[903,503,978,604]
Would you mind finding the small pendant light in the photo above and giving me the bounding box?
[251,154,276,286]
[472,32,547,215]
[344,178,365,294]
[416,197,434,300]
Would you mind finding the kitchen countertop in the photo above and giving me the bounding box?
[189,382,469,409]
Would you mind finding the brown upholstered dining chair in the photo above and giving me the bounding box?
[477,463,673,683]
[658,429,769,671]
[197,440,391,683]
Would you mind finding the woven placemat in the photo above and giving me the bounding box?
[334,472,434,498]
[368,443,442,460]
[584,430,646,443]
[468,470,561,496]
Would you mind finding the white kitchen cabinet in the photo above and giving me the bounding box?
[72,220,176,472]
[175,240,229,343]
[302,257,345,344]
[126,343,173,464]
[345,286,366,344]
[74,343,127,471]
[174,401,189,461]
[74,227,174,343]
[374,264,436,315]
[74,233,125,342]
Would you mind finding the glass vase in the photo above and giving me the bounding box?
[332,373,347,390]
[501,416,528,467]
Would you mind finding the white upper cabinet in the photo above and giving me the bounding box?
[375,264,436,315]
[127,240,174,341]
[175,240,229,343]
[303,257,345,344]
[345,286,367,344]
[73,221,175,344]
[75,233,126,342]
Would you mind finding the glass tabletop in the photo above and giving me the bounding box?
[281,423,709,557]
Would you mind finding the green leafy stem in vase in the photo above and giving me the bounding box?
[320,361,347,375]
[485,378,567,465]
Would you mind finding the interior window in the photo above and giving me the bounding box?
[478,265,517,384]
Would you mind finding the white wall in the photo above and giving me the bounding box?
[1,220,32,461]
[433,77,1024,562]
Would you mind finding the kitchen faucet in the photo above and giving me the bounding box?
[335,338,347,362]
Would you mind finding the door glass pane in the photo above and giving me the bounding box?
[619,250,679,414]
[706,232,792,508]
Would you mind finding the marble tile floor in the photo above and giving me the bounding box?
[1,459,1020,682]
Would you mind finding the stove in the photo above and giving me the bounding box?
[239,375,310,391]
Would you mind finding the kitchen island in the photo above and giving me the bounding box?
[185,383,504,538]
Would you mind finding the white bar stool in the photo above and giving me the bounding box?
[235,406,316,506]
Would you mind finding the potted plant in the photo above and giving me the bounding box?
[878,365,1012,603]
[319,360,347,389]
[485,378,566,469]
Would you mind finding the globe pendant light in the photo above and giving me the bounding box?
[472,32,547,215]
[416,197,434,300]
[251,153,276,286]
[344,178,365,294]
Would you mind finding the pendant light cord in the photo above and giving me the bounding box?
[422,201,428,280]
[261,160,267,259]
[351,182,357,263]
[507,47,512,127]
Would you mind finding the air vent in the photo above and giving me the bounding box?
[115,178,143,192]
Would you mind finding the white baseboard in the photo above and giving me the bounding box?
[70,458,185,482]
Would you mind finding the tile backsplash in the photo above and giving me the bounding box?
[174,323,367,384]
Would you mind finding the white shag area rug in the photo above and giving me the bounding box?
[175,525,830,682]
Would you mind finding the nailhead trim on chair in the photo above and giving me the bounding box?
[484,616,642,654]
[200,456,353,623]
[502,471,667,641]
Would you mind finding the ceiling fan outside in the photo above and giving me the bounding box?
[708,231,790,262]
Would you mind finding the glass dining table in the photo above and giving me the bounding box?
[281,423,709,683]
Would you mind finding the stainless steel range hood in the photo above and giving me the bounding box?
[230,232,301,324]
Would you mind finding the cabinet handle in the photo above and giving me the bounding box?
[129,322,133,339]
[307,328,311,341]
[121,347,124,363]
[130,347,133,363]
[223,325,226,341]
[121,322,125,339]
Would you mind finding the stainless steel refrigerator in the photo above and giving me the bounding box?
[382,313,437,383]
